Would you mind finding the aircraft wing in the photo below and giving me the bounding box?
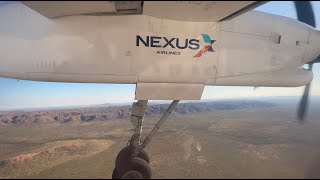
[21,1,268,21]
[20,1,143,18]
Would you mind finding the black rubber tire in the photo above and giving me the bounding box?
[112,167,120,179]
[117,157,152,179]
[136,149,150,164]
[115,147,150,167]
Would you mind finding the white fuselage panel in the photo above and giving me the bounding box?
[0,2,318,94]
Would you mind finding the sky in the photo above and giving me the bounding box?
[0,1,320,111]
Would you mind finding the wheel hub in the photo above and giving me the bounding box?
[122,170,144,179]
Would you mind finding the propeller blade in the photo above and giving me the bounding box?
[297,64,313,122]
[294,1,316,122]
[294,1,315,28]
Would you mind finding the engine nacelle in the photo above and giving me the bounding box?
[215,68,313,87]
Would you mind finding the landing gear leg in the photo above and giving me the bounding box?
[112,100,180,179]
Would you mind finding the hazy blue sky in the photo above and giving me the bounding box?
[0,1,320,110]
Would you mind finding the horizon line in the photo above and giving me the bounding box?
[1,95,320,112]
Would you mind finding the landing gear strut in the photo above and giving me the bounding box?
[112,100,180,179]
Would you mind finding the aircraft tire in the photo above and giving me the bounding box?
[115,147,150,167]
[117,157,152,179]
[112,167,120,179]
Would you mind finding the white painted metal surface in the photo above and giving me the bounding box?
[21,1,260,21]
[135,83,204,100]
[0,1,319,100]
[22,1,116,18]
[143,1,255,22]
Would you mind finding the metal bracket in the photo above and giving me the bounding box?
[128,100,180,156]
[141,100,180,149]
[129,100,148,156]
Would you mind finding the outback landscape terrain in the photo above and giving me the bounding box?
[0,97,320,179]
